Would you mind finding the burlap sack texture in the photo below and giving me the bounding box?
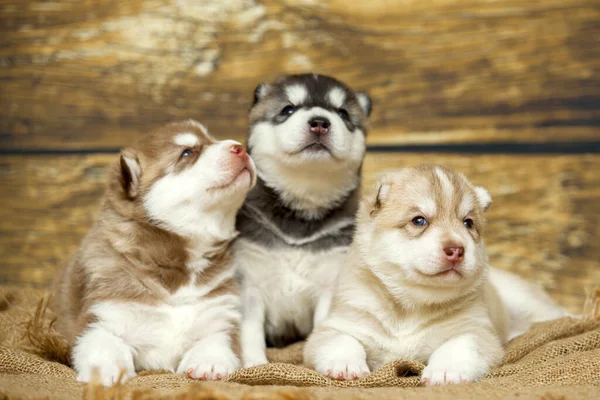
[1,285,599,400]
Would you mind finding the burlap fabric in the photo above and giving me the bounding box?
[1,285,599,399]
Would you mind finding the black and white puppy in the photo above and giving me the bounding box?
[234,74,372,367]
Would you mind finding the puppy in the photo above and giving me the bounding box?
[234,74,372,367]
[53,120,256,386]
[304,165,510,386]
[489,266,572,339]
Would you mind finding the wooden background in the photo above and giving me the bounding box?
[1,0,599,313]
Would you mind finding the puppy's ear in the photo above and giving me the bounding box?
[474,186,492,212]
[253,83,270,105]
[370,182,391,216]
[119,149,141,199]
[356,92,372,117]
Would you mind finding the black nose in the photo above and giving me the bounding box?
[308,117,331,135]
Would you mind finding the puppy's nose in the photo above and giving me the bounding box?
[230,144,246,157]
[308,117,331,135]
[443,246,464,262]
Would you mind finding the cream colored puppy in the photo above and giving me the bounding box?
[304,165,509,386]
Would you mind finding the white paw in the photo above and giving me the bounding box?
[72,328,136,387]
[318,361,370,381]
[75,361,136,387]
[243,356,269,368]
[421,363,483,386]
[182,363,236,380]
[177,344,240,381]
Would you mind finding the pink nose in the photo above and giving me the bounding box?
[230,144,246,157]
[443,246,464,262]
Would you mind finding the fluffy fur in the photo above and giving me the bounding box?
[53,120,256,386]
[235,74,372,367]
[246,73,371,220]
[304,165,510,386]
[488,267,572,339]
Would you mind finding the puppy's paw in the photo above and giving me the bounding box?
[243,356,269,368]
[421,333,499,386]
[318,361,370,381]
[76,361,136,387]
[72,329,136,387]
[177,343,240,381]
[421,363,484,386]
[183,363,236,381]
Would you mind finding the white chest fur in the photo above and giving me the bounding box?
[235,238,348,338]
[363,319,435,368]
[347,302,493,370]
[87,284,240,372]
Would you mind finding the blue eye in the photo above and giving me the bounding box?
[180,149,193,158]
[337,108,349,119]
[281,105,295,115]
[463,218,474,229]
[412,216,427,227]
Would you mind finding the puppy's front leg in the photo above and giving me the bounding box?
[305,327,370,380]
[177,331,240,380]
[313,289,333,327]
[421,332,503,386]
[240,286,268,367]
[72,325,136,387]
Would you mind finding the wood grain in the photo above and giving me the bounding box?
[1,0,599,149]
[1,153,598,313]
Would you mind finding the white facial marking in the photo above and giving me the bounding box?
[421,197,437,217]
[459,194,475,218]
[144,139,254,238]
[285,84,308,105]
[174,133,199,147]
[435,167,454,200]
[328,87,346,109]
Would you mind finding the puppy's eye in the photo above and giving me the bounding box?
[411,216,427,227]
[337,108,349,119]
[180,149,194,158]
[463,218,474,229]
[281,105,295,115]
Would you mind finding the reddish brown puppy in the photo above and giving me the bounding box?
[54,120,256,386]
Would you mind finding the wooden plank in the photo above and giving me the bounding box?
[1,153,598,313]
[1,0,599,149]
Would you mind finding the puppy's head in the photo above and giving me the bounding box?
[249,73,370,165]
[109,120,256,236]
[246,74,371,215]
[357,165,492,303]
